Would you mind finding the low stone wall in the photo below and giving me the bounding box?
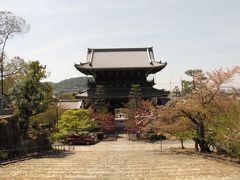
[0,115,23,150]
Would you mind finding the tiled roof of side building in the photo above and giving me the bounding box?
[57,100,82,110]
[75,47,167,73]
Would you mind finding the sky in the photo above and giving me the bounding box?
[1,0,240,90]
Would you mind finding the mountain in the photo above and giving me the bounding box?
[51,77,93,95]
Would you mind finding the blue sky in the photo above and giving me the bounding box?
[1,0,240,89]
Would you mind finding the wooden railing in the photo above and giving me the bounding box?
[52,143,75,151]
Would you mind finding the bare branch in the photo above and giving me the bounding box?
[0,11,30,62]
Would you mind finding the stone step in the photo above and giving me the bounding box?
[0,140,239,179]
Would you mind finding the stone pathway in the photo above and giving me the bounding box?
[0,136,240,179]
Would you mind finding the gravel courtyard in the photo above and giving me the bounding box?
[0,136,240,179]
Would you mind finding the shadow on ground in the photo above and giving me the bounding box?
[33,150,75,159]
[168,147,240,167]
[0,150,75,166]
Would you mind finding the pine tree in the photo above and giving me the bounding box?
[94,85,107,114]
[124,84,143,135]
[128,84,142,108]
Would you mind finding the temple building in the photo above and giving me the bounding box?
[75,47,169,112]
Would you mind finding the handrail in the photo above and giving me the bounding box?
[52,143,75,151]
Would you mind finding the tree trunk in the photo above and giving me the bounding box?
[180,138,185,149]
[197,122,210,152]
[198,139,210,152]
[194,140,199,151]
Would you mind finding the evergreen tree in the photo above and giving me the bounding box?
[182,69,206,94]
[94,85,107,114]
[11,61,52,135]
[125,84,143,135]
[128,84,142,108]
[172,86,181,97]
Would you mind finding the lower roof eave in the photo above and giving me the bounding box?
[75,63,167,75]
[75,95,169,99]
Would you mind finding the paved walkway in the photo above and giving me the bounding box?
[0,136,240,179]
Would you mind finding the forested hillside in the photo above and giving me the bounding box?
[51,77,94,94]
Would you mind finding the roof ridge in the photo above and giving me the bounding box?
[87,47,153,51]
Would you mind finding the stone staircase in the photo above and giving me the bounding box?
[0,139,240,179]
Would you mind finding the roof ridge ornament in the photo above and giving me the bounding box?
[89,49,93,66]
[147,48,153,65]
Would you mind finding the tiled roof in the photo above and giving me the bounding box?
[57,100,82,110]
[75,47,167,74]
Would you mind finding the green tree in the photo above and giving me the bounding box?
[10,61,52,135]
[182,69,206,94]
[94,85,107,113]
[208,94,240,157]
[30,104,58,131]
[124,84,145,135]
[128,84,142,108]
[58,109,96,134]
[93,85,115,135]
[182,80,194,94]
[172,86,181,97]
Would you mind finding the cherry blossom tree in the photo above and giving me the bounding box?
[155,66,240,152]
